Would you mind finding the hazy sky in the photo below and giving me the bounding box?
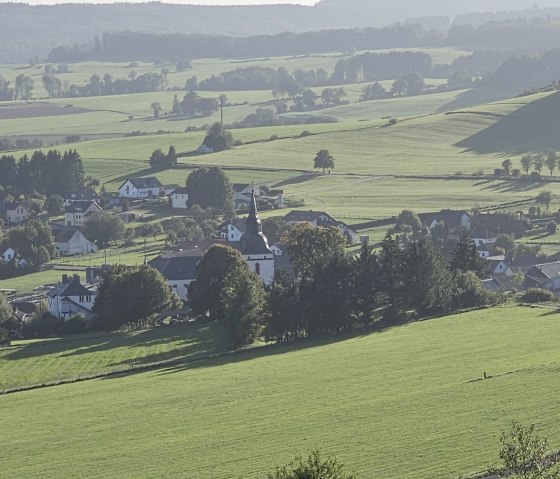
[0,0,319,3]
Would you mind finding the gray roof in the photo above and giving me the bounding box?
[528,262,560,281]
[125,177,163,189]
[65,201,102,214]
[419,209,469,227]
[47,276,92,299]
[148,255,200,281]
[284,210,334,222]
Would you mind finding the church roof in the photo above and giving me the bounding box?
[240,191,272,255]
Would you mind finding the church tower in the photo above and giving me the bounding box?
[239,191,275,285]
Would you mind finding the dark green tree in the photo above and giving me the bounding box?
[377,234,405,322]
[267,451,356,479]
[94,265,182,330]
[313,149,335,173]
[404,237,452,316]
[220,265,266,346]
[202,122,233,152]
[450,231,488,278]
[282,222,347,277]
[188,245,247,320]
[84,212,125,248]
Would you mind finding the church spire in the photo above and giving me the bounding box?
[245,189,262,235]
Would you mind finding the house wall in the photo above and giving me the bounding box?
[171,194,189,209]
[6,206,28,223]
[245,254,275,285]
[166,279,192,301]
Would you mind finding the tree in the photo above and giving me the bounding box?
[450,231,488,278]
[149,148,167,170]
[536,191,553,209]
[546,150,558,176]
[497,421,558,479]
[493,234,516,256]
[94,265,182,330]
[202,122,233,152]
[6,220,56,268]
[267,451,356,479]
[84,212,125,248]
[14,74,34,100]
[521,155,533,175]
[395,209,422,232]
[533,153,545,175]
[404,237,452,316]
[502,159,513,176]
[186,167,234,213]
[313,149,335,173]
[188,245,247,320]
[282,222,347,277]
[46,195,64,215]
[150,102,161,118]
[360,82,386,101]
[351,242,379,326]
[220,265,266,346]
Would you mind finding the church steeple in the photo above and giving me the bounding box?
[245,189,262,236]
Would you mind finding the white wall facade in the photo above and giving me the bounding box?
[244,254,275,285]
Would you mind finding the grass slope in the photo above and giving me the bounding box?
[2,306,560,479]
[0,321,231,390]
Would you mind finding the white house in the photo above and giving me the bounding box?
[148,254,200,301]
[54,229,98,256]
[487,256,513,276]
[64,201,103,227]
[47,274,97,320]
[525,261,560,291]
[220,219,246,242]
[0,202,29,224]
[119,177,163,199]
[284,210,359,244]
[419,210,471,234]
[170,187,189,209]
[0,246,15,263]
[471,229,498,248]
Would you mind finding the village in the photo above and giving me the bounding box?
[1,171,559,331]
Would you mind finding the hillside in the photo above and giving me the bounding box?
[2,306,560,478]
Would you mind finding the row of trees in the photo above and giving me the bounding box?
[0,149,85,198]
[188,225,497,346]
[0,73,34,101]
[42,71,168,99]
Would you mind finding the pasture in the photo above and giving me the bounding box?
[2,305,560,479]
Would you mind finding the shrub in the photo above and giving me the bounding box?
[60,313,90,335]
[521,288,556,303]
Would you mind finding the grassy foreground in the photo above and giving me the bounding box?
[2,305,560,479]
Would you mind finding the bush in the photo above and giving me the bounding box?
[521,288,556,303]
[60,313,90,335]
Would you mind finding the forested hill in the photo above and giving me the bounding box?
[0,0,547,63]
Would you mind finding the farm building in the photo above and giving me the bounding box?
[119,177,163,199]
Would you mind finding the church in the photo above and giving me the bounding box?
[239,190,275,285]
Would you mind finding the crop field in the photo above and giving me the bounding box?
[2,305,560,479]
[0,321,231,390]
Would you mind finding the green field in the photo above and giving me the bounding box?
[0,321,231,390]
[2,305,560,479]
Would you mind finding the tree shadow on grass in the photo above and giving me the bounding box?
[454,92,560,155]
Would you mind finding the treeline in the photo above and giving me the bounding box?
[42,71,168,99]
[0,149,85,198]
[189,224,500,346]
[48,25,440,63]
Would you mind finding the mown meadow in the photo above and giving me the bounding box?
[2,305,560,479]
